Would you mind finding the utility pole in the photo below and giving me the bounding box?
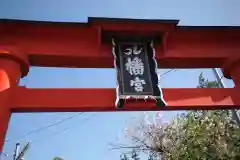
[212,68,240,126]
[13,143,20,160]
[12,142,30,160]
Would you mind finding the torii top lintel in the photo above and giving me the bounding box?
[0,17,240,77]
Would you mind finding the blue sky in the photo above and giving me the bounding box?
[0,0,239,160]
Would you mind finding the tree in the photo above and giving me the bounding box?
[131,149,140,160]
[116,73,240,160]
[147,153,154,160]
[120,154,129,160]
[53,157,64,160]
[120,149,141,160]
[197,72,220,88]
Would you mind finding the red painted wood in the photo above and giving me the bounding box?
[0,46,29,153]
[0,17,240,152]
[11,87,239,112]
[0,19,240,68]
[224,58,240,88]
[0,60,22,152]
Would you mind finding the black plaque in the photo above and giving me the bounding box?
[112,38,167,109]
[119,42,153,95]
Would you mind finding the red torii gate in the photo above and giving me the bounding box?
[0,17,240,152]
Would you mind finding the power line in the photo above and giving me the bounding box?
[159,69,176,77]
[35,113,98,145]
[3,113,97,159]
[6,69,176,144]
[5,112,85,143]
[158,69,177,83]
[159,69,227,82]
[46,113,97,140]
[9,69,176,144]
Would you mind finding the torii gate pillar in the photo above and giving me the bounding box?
[223,57,240,88]
[0,46,29,152]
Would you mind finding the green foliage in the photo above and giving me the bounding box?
[131,149,140,160]
[120,73,240,160]
[120,154,129,160]
[120,149,141,160]
[197,72,220,88]
[125,110,240,159]
[167,110,240,160]
[53,157,64,160]
[147,154,154,160]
